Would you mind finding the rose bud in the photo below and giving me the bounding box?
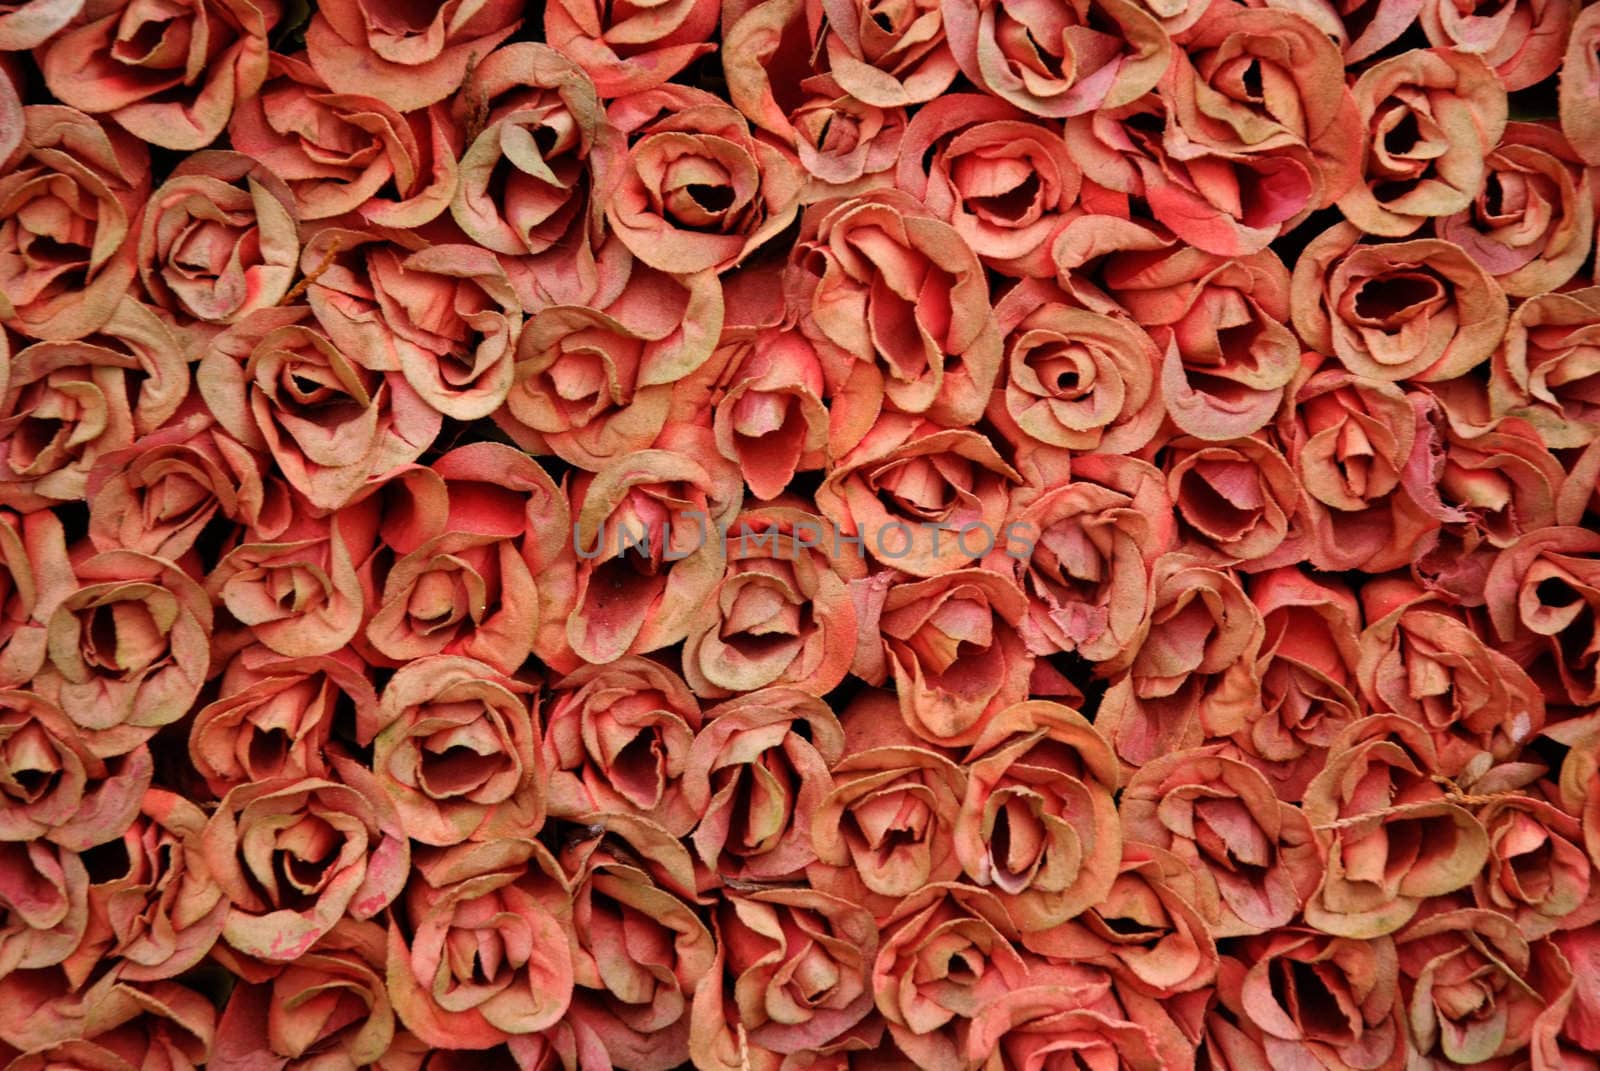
[86,411,289,560]
[817,413,1019,578]
[304,0,520,112]
[230,53,459,231]
[1561,3,1600,165]
[953,701,1121,932]
[1435,124,1593,299]
[36,550,210,760]
[987,283,1164,456]
[1120,747,1320,937]
[558,430,742,668]
[1473,793,1597,939]
[0,0,80,49]
[495,267,723,472]
[203,774,408,963]
[1231,928,1405,1071]
[1277,356,1450,573]
[0,840,87,978]
[547,817,713,1070]
[1302,716,1490,937]
[1165,434,1304,570]
[304,229,522,423]
[1490,286,1600,450]
[57,789,226,987]
[1420,0,1571,90]
[706,330,829,501]
[1,299,189,510]
[1485,527,1600,708]
[0,690,150,851]
[1396,907,1561,1066]
[38,0,278,150]
[449,44,609,311]
[0,107,149,342]
[790,190,1003,436]
[682,506,861,699]
[1021,842,1219,998]
[1007,454,1175,665]
[137,152,299,328]
[962,973,1197,1071]
[860,567,1034,749]
[207,505,376,660]
[210,920,395,1071]
[0,509,70,690]
[1096,555,1265,769]
[811,691,967,908]
[545,0,715,97]
[189,645,377,797]
[1338,48,1508,237]
[693,889,878,1063]
[871,883,1028,1071]
[542,656,703,836]
[1357,579,1544,775]
[895,97,1082,278]
[1235,568,1363,802]
[368,656,543,848]
[597,85,803,276]
[681,687,843,880]
[1070,222,1300,440]
[942,0,1167,119]
[387,840,574,1052]
[199,309,441,513]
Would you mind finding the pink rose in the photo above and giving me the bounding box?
[1419,0,1572,90]
[0,509,70,689]
[0,107,149,342]
[39,0,281,150]
[1491,286,1600,449]
[304,0,521,112]
[545,0,717,97]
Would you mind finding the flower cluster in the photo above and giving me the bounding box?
[2,0,1600,1068]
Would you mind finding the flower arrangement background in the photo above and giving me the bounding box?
[3,0,1600,1067]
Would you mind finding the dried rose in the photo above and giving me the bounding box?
[0,840,87,978]
[304,0,520,112]
[1302,716,1490,937]
[1165,434,1303,570]
[0,299,188,511]
[230,53,459,229]
[954,701,1121,931]
[1120,746,1321,937]
[0,107,149,342]
[1419,0,1572,90]
[705,330,829,501]
[1338,48,1508,237]
[39,0,280,150]
[542,656,703,836]
[1491,286,1600,450]
[681,687,844,880]
[368,656,543,847]
[1485,527,1600,708]
[545,0,716,97]
[1473,793,1596,939]
[0,509,69,690]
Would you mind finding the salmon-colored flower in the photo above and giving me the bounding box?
[39,0,281,150]
[188,645,377,797]
[1007,454,1175,665]
[1121,746,1321,936]
[1419,0,1572,90]
[0,107,149,342]
[1338,49,1508,237]
[544,0,717,97]
[1485,527,1600,708]
[1166,434,1303,570]
[37,550,211,759]
[962,973,1196,1071]
[0,299,188,510]
[1302,716,1490,936]
[211,920,396,1071]
[681,687,844,880]
[0,509,70,690]
[230,52,460,230]
[953,701,1121,931]
[368,656,543,847]
[386,839,573,1051]
[542,656,702,835]
[204,774,408,962]
[1096,555,1265,768]
[703,330,829,501]
[1473,793,1596,939]
[304,0,520,112]
[0,839,87,978]
[1490,286,1600,450]
[137,152,298,326]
